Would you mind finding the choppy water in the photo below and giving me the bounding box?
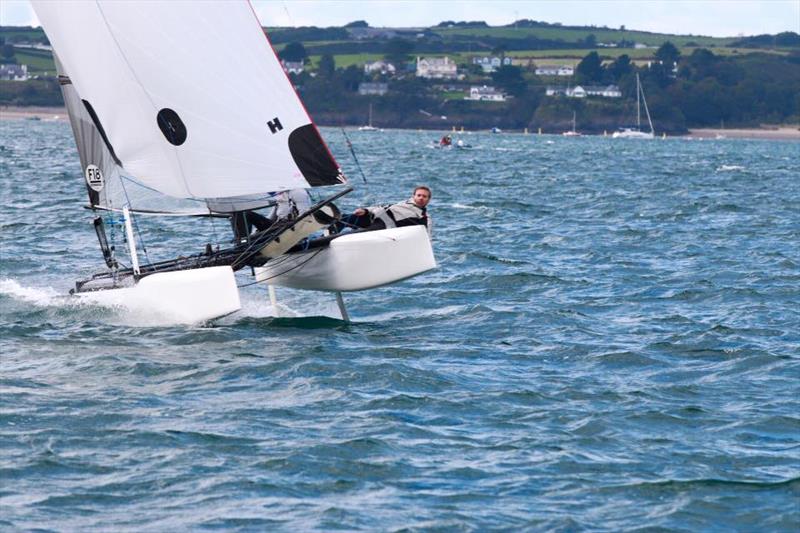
[1,120,799,531]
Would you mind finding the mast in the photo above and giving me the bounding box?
[122,207,141,275]
[368,103,373,127]
[640,76,655,134]
[636,73,641,131]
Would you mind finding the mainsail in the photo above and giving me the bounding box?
[57,54,208,214]
[33,0,346,207]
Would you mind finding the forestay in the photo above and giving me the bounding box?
[33,0,346,205]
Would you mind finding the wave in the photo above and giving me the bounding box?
[615,476,800,491]
[0,277,352,327]
[0,278,62,307]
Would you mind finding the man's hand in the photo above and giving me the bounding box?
[354,208,366,216]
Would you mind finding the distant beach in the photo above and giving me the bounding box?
[687,126,800,140]
[0,106,67,121]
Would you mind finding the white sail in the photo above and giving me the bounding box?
[33,0,346,202]
[57,54,208,214]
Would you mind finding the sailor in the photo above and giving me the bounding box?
[439,135,452,147]
[231,188,312,241]
[339,186,432,237]
[270,188,312,221]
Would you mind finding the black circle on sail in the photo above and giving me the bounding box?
[156,108,187,146]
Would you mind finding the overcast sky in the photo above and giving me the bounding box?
[2,1,799,38]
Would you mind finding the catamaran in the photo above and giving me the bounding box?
[32,1,435,324]
[612,73,655,139]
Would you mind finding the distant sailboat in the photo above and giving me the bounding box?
[612,73,654,139]
[562,111,582,136]
[358,103,380,131]
[32,1,434,323]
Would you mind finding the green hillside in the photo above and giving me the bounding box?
[1,22,797,132]
[435,24,733,47]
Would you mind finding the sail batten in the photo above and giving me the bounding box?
[33,0,346,201]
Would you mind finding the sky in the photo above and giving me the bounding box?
[1,1,799,38]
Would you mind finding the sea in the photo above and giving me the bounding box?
[1,120,798,531]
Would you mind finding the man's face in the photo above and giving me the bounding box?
[413,189,431,208]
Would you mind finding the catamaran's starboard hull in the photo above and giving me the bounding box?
[74,266,240,324]
[254,226,436,291]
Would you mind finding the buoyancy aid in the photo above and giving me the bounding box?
[367,198,431,236]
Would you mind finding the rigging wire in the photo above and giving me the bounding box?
[206,205,223,252]
[340,128,368,185]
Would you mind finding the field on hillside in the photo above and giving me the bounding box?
[436,25,732,47]
[307,45,776,71]
[11,48,56,73]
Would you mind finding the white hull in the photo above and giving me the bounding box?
[612,129,654,139]
[75,266,240,324]
[254,226,436,291]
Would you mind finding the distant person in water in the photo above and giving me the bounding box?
[337,186,432,237]
[439,135,452,147]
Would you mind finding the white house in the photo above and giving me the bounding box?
[586,85,622,98]
[0,64,28,81]
[471,56,512,73]
[280,60,304,74]
[364,60,396,75]
[546,84,621,98]
[416,56,457,79]
[465,85,506,101]
[535,65,574,77]
[567,86,587,98]
[358,82,389,96]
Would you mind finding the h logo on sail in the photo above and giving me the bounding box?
[267,117,283,134]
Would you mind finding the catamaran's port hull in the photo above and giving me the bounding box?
[74,265,240,324]
[254,226,436,291]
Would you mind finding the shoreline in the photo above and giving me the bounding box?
[686,127,800,140]
[0,106,67,121]
[2,106,798,140]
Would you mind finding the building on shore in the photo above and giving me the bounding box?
[364,60,396,76]
[535,65,575,77]
[465,85,506,101]
[416,56,458,79]
[358,82,389,96]
[546,84,622,98]
[471,56,512,73]
[0,64,29,81]
[280,60,304,75]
